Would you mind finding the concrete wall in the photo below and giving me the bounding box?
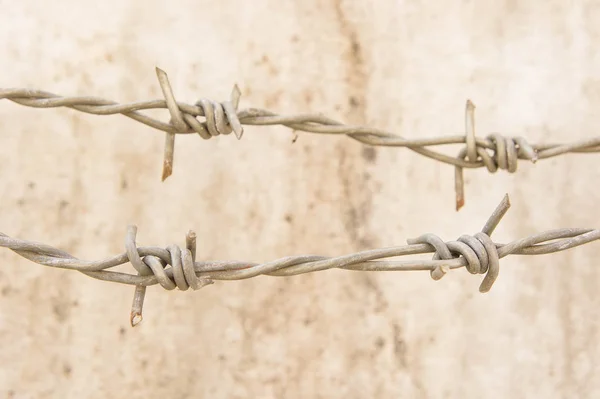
[1,0,599,397]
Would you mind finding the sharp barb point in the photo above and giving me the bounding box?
[155,66,166,78]
[234,128,244,140]
[131,313,143,327]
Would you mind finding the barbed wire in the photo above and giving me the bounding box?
[2,68,598,210]
[0,195,598,326]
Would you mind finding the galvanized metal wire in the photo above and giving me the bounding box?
[1,195,598,326]
[2,68,598,210]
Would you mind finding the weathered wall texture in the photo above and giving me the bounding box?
[1,0,600,397]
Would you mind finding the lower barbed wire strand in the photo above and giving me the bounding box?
[0,195,598,324]
[7,227,597,286]
[0,200,597,286]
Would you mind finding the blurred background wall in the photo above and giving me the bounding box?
[1,0,599,397]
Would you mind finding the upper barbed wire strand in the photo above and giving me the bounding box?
[0,195,598,326]
[2,68,599,209]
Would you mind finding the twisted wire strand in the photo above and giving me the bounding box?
[2,68,598,209]
[0,195,598,326]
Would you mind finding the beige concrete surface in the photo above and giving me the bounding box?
[1,0,600,397]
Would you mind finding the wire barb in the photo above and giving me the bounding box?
[0,195,597,325]
[1,68,599,207]
[455,102,539,210]
[125,225,213,326]
[155,67,183,181]
[407,194,509,292]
